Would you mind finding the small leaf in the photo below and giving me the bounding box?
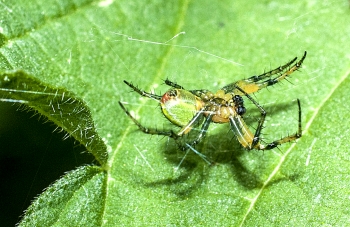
[0,71,107,165]
[19,166,106,226]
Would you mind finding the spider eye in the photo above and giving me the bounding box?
[168,89,178,97]
[233,95,245,115]
[233,95,244,105]
[237,106,246,115]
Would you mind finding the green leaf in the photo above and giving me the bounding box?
[0,71,107,165]
[1,0,349,226]
[19,166,106,226]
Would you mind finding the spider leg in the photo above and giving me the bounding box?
[164,79,185,89]
[164,80,212,101]
[123,80,162,101]
[230,86,302,150]
[247,51,307,89]
[119,101,179,139]
[188,113,213,146]
[177,111,213,143]
[228,93,263,149]
[240,56,297,84]
[177,112,214,164]
[164,79,212,100]
[185,143,212,165]
[120,101,214,164]
[262,99,302,150]
[222,51,307,95]
[229,114,256,149]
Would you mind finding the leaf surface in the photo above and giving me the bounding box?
[0,0,349,226]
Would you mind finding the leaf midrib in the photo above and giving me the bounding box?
[108,0,190,165]
[105,0,190,221]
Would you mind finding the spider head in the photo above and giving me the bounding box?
[233,95,246,115]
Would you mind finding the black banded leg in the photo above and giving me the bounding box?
[262,99,302,150]
[120,100,212,163]
[221,52,307,95]
[186,113,214,164]
[174,111,214,164]
[247,51,307,89]
[244,56,298,83]
[164,79,185,89]
[189,113,213,147]
[234,86,266,148]
[119,101,179,139]
[221,56,297,93]
[123,80,162,100]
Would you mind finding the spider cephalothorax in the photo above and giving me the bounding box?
[119,51,307,163]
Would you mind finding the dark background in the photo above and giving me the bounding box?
[0,102,95,226]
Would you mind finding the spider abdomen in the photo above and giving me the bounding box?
[160,89,204,127]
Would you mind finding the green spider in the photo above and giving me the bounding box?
[119,51,307,163]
